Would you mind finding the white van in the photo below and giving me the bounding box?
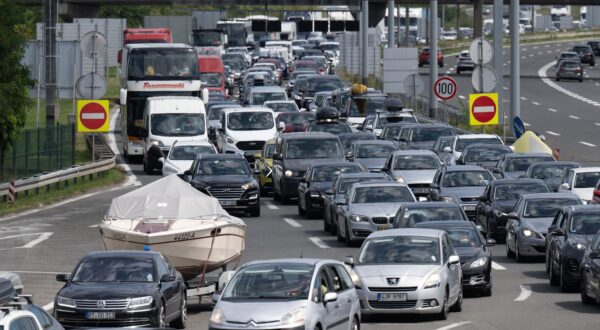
[216,107,277,164]
[142,96,207,174]
[265,40,293,63]
[248,86,288,106]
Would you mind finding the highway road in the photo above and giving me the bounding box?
[420,39,600,166]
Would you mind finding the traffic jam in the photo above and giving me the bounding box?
[3,19,600,330]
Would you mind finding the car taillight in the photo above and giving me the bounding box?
[594,190,600,198]
[575,68,582,73]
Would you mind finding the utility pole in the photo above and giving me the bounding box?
[429,0,438,119]
[510,0,521,135]
[361,0,369,84]
[405,6,410,46]
[43,0,57,127]
[387,0,395,48]
[493,0,505,139]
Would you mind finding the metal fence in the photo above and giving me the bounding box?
[1,124,76,183]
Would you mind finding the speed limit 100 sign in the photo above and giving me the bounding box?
[434,76,457,100]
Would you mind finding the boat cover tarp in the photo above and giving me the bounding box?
[511,131,553,155]
[0,278,15,306]
[106,175,244,225]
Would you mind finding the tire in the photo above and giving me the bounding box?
[515,239,524,263]
[171,295,187,329]
[450,286,463,312]
[143,159,153,175]
[560,261,573,292]
[273,189,281,202]
[556,78,560,82]
[482,275,493,297]
[545,251,551,274]
[249,203,261,217]
[330,216,338,235]
[350,316,360,330]
[550,257,560,286]
[581,274,595,305]
[298,200,305,216]
[344,222,352,247]
[323,213,331,232]
[337,220,344,242]
[436,291,449,320]
[154,302,166,328]
[579,78,583,82]
[506,235,515,258]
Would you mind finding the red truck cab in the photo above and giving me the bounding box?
[198,56,226,97]
[118,28,172,64]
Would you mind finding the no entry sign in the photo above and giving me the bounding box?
[434,76,457,100]
[469,93,498,126]
[77,100,109,132]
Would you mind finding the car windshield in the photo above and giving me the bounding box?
[307,79,343,93]
[347,98,385,117]
[376,115,417,128]
[570,213,600,234]
[352,186,414,203]
[264,144,276,158]
[151,114,205,136]
[285,139,343,159]
[359,236,440,265]
[309,123,351,134]
[169,145,215,160]
[251,92,287,105]
[466,148,510,162]
[356,144,397,158]
[530,164,577,179]
[394,155,440,170]
[523,199,580,218]
[295,62,318,71]
[223,60,243,70]
[72,257,154,282]
[443,171,493,187]
[340,135,376,151]
[339,177,384,194]
[266,103,298,112]
[402,207,465,226]
[410,127,454,142]
[199,73,223,87]
[456,138,502,152]
[506,157,553,172]
[221,263,314,300]
[382,125,405,140]
[574,172,600,188]
[228,112,274,131]
[311,166,361,182]
[493,183,549,200]
[196,159,249,175]
[446,227,482,247]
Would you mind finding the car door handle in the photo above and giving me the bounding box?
[334,304,340,308]
[347,299,352,303]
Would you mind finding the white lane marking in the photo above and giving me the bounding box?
[107,107,141,187]
[43,302,54,312]
[522,48,528,51]
[569,115,580,120]
[548,108,558,112]
[596,83,600,86]
[524,122,531,127]
[309,237,329,248]
[284,218,302,228]
[546,131,560,136]
[521,97,527,101]
[533,46,538,49]
[503,86,508,90]
[436,322,472,330]
[545,45,550,48]
[547,50,552,54]
[458,95,466,100]
[521,56,527,60]
[580,141,597,147]
[265,201,279,210]
[529,54,534,57]
[538,61,600,108]
[88,224,98,228]
[446,71,451,75]
[595,123,600,126]
[449,67,455,71]
[514,284,532,301]
[491,261,506,270]
[21,232,53,248]
[532,101,540,106]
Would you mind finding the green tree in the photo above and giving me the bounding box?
[0,0,34,180]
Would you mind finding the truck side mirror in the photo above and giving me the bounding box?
[202,88,210,104]
[119,88,127,106]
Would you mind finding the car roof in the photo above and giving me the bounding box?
[400,201,461,209]
[504,153,554,158]
[172,140,214,147]
[570,167,600,173]
[529,161,580,167]
[368,228,444,239]
[570,205,600,214]
[339,172,389,179]
[195,153,245,160]
[456,134,500,140]
[223,107,274,114]
[464,143,512,150]
[84,250,160,258]
[309,161,359,169]
[243,258,337,267]
[280,132,338,140]
[338,132,376,138]
[351,181,408,188]
[491,178,547,185]
[403,123,453,129]
[353,140,397,146]
[250,86,286,92]
[264,100,296,105]
[444,165,487,172]
[392,149,437,156]
[520,192,581,200]
[415,221,476,229]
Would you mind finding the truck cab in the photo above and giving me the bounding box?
[198,56,226,97]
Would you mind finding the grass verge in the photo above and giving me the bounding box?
[0,167,126,217]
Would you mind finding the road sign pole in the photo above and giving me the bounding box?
[387,0,395,48]
[413,74,416,111]
[429,0,438,119]
[510,0,520,136]
[493,0,505,141]
[361,0,369,85]
[443,100,447,123]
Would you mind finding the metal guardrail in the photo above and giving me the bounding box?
[0,133,116,198]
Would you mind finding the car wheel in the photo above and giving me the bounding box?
[549,256,560,286]
[344,222,352,247]
[515,239,523,263]
[351,316,360,330]
[450,286,463,312]
[505,235,515,258]
[579,78,583,82]
[581,273,595,305]
[436,291,449,320]
[418,63,423,67]
[482,275,493,297]
[171,295,187,329]
[330,216,338,236]
[143,159,152,175]
[273,189,281,201]
[249,204,261,217]
[154,302,166,328]
[545,251,551,274]
[560,261,573,292]
[323,213,331,232]
[298,201,305,216]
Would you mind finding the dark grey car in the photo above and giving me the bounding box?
[493,153,555,180]
[523,161,581,192]
[456,144,513,171]
[396,124,456,150]
[347,140,399,172]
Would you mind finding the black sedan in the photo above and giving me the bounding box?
[415,221,495,296]
[476,179,551,239]
[54,251,187,328]
[548,205,600,291]
[297,161,365,217]
[580,230,600,305]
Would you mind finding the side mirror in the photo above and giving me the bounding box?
[278,121,286,132]
[119,88,127,105]
[486,238,496,246]
[552,227,564,236]
[365,124,373,131]
[323,292,338,303]
[299,177,307,183]
[161,274,176,282]
[56,274,69,283]
[339,198,347,205]
[208,127,217,141]
[560,183,570,190]
[478,195,486,202]
[211,292,222,303]
[507,212,519,220]
[343,256,354,267]
[589,251,600,259]
[202,88,210,104]
[158,157,165,165]
[396,137,407,142]
[430,183,439,190]
[448,255,460,265]
[324,189,334,195]
[443,146,452,153]
[273,153,282,161]
[346,151,353,160]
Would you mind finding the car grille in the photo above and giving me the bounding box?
[460,261,468,268]
[371,217,393,224]
[368,300,417,309]
[460,196,479,202]
[236,141,265,151]
[74,299,130,310]
[368,287,417,292]
[206,187,245,199]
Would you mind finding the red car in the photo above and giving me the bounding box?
[418,47,444,68]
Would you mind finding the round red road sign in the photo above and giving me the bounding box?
[79,102,107,130]
[434,76,457,100]
[471,95,496,123]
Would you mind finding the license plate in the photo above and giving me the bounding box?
[377,293,407,302]
[378,226,388,231]
[413,188,429,194]
[86,312,115,320]
[219,200,237,206]
[463,205,476,211]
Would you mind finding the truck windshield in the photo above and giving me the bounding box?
[227,112,274,131]
[193,31,224,46]
[128,48,198,80]
[151,114,205,136]
[200,73,223,87]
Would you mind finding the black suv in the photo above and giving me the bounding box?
[187,153,260,216]
[571,44,596,66]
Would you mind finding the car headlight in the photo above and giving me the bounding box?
[210,307,226,324]
[575,242,586,250]
[56,296,76,308]
[285,170,295,177]
[441,196,455,203]
[423,272,441,289]
[281,306,306,325]
[149,139,164,147]
[522,229,532,237]
[349,214,368,222]
[129,296,153,309]
[395,176,406,183]
[226,136,236,144]
[310,191,321,198]
[470,257,488,269]
[163,164,179,174]
[242,182,257,190]
[493,209,507,218]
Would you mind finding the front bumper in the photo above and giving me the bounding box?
[281,176,302,198]
[460,203,477,220]
[56,308,155,328]
[461,265,490,289]
[210,324,305,330]
[358,285,444,315]
[216,195,260,211]
[347,219,391,241]
[516,235,546,257]
[305,194,325,212]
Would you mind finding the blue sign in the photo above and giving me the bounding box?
[513,116,525,139]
